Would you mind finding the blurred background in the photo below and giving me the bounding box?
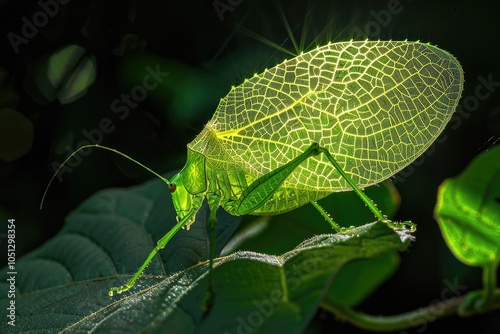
[0,0,499,332]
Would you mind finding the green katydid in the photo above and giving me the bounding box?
[42,40,464,297]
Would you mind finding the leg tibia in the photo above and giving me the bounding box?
[108,213,192,296]
[316,146,388,223]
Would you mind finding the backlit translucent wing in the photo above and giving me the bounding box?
[190,40,464,191]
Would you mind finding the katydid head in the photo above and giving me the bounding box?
[168,173,203,229]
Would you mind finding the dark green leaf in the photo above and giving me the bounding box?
[23,45,97,105]
[0,220,411,333]
[325,252,400,307]
[230,180,402,307]
[0,169,411,333]
[0,170,240,296]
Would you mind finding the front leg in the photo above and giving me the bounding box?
[108,211,195,296]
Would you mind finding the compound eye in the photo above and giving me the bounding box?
[168,182,177,193]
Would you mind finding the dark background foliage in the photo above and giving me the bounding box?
[0,0,499,332]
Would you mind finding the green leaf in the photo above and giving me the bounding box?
[0,172,412,333]
[0,171,240,296]
[230,181,402,307]
[0,221,411,333]
[325,252,400,307]
[435,145,500,268]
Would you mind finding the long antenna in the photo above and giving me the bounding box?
[40,144,171,209]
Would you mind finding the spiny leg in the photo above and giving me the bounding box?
[315,146,387,223]
[229,143,390,232]
[311,201,341,232]
[315,146,415,231]
[108,212,193,296]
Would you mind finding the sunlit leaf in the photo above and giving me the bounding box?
[435,145,500,268]
[232,181,402,307]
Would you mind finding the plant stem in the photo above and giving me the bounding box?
[324,297,464,332]
[483,262,498,302]
[325,288,500,332]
